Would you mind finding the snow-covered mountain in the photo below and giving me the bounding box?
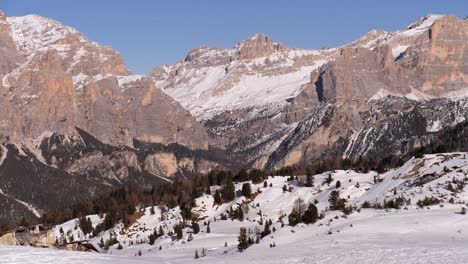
[0,10,466,230]
[0,10,214,227]
[151,14,468,169]
[4,152,468,263]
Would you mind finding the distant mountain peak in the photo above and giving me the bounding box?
[236,33,282,49]
[406,14,445,30]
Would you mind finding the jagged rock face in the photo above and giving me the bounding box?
[314,15,468,103]
[150,34,330,123]
[152,14,467,169]
[150,34,331,167]
[0,12,209,150]
[235,34,288,60]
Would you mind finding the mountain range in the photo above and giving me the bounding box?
[0,11,466,226]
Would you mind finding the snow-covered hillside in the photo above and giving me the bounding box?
[3,152,467,263]
[151,34,332,122]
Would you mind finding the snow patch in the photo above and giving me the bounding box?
[117,75,145,90]
[400,14,444,37]
[0,144,7,168]
[0,188,41,218]
[6,14,83,58]
[391,45,409,59]
[162,60,327,121]
[426,120,443,132]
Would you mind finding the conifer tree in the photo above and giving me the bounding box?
[237,227,248,251]
[326,174,333,184]
[305,169,314,187]
[192,222,200,234]
[242,183,252,198]
[262,220,271,237]
[238,206,244,221]
[195,249,199,259]
[302,203,319,224]
[214,190,222,204]
[222,179,236,202]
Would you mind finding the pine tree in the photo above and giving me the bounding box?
[122,211,129,227]
[195,249,199,259]
[150,206,155,215]
[117,243,123,250]
[103,209,117,230]
[237,227,248,251]
[305,169,314,187]
[214,190,222,204]
[328,190,340,209]
[262,220,271,237]
[158,225,165,237]
[236,168,249,182]
[206,223,211,233]
[19,217,29,227]
[224,241,228,247]
[192,222,200,234]
[174,224,183,240]
[302,203,319,224]
[238,206,244,221]
[288,209,301,226]
[138,250,142,256]
[148,233,156,245]
[263,181,268,188]
[335,180,341,189]
[242,183,252,198]
[326,174,333,185]
[222,179,236,202]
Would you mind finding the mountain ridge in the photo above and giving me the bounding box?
[0,11,466,226]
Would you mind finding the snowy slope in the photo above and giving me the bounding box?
[6,14,84,59]
[152,35,332,121]
[7,152,465,263]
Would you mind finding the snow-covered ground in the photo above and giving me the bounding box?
[2,206,468,264]
[2,152,468,263]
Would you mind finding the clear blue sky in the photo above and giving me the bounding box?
[2,0,466,74]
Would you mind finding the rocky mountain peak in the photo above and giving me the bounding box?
[6,14,83,58]
[406,14,445,30]
[235,33,288,59]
